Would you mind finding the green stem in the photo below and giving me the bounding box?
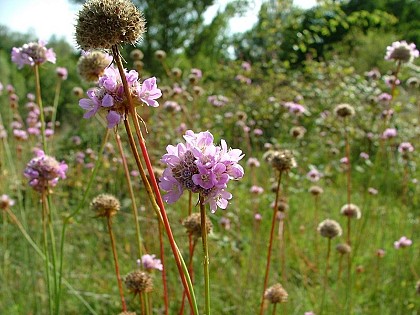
[199,195,211,315]
[51,79,62,133]
[33,64,47,153]
[41,191,53,315]
[107,217,127,312]
[320,238,331,315]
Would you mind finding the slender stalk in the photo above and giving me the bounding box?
[402,158,408,205]
[199,195,211,315]
[390,61,401,99]
[51,79,62,133]
[107,217,127,312]
[320,238,331,315]
[158,220,169,315]
[272,303,277,315]
[112,45,197,314]
[259,171,282,315]
[337,254,344,281]
[41,192,53,315]
[33,64,47,152]
[114,132,144,258]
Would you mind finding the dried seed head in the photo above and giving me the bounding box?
[154,50,167,60]
[182,212,212,239]
[77,51,112,82]
[334,103,355,118]
[336,243,351,255]
[171,68,182,78]
[265,150,297,172]
[75,0,146,50]
[130,49,144,60]
[340,203,361,219]
[317,219,342,239]
[264,283,288,304]
[133,60,144,71]
[91,194,120,218]
[309,185,324,196]
[72,86,84,98]
[124,270,153,295]
[290,126,306,139]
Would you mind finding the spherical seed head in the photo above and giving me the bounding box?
[182,212,212,239]
[264,283,288,304]
[133,60,144,71]
[75,0,146,50]
[72,86,84,98]
[290,126,306,139]
[334,103,355,118]
[124,270,153,295]
[269,150,297,172]
[130,49,144,60]
[340,203,361,219]
[336,243,351,255]
[154,50,166,60]
[90,194,120,218]
[171,68,182,78]
[317,219,342,239]
[77,51,112,82]
[309,185,324,196]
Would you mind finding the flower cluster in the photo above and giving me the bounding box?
[159,130,244,212]
[385,40,419,63]
[24,150,68,192]
[11,40,56,69]
[79,65,162,128]
[139,254,163,271]
[394,236,412,249]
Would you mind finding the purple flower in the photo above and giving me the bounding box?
[382,128,397,139]
[250,185,264,195]
[11,40,56,69]
[207,95,229,107]
[159,130,244,212]
[247,157,260,167]
[79,66,161,128]
[140,254,163,271]
[394,236,412,249]
[190,68,202,78]
[360,152,369,160]
[24,150,68,192]
[241,61,251,71]
[139,77,162,107]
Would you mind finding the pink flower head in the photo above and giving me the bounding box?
[382,128,397,139]
[254,213,262,221]
[253,128,263,136]
[207,95,229,107]
[398,142,414,153]
[250,185,264,195]
[284,102,305,115]
[377,93,392,103]
[306,169,322,182]
[394,236,412,249]
[11,40,56,69]
[79,66,161,128]
[56,67,68,80]
[24,150,68,192]
[247,157,260,168]
[360,152,369,160]
[0,82,3,94]
[385,40,419,63]
[159,130,244,212]
[139,77,162,107]
[241,61,251,71]
[219,217,231,230]
[340,157,349,164]
[190,68,202,78]
[140,254,163,271]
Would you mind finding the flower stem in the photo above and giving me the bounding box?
[112,45,197,314]
[320,238,331,315]
[51,79,62,133]
[41,191,53,315]
[107,217,127,312]
[33,64,47,153]
[259,170,282,315]
[199,195,211,315]
[158,219,169,315]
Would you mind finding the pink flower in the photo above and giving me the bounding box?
[139,77,162,107]
[398,142,414,153]
[0,194,15,209]
[385,40,419,63]
[306,169,322,182]
[56,67,68,80]
[140,254,163,271]
[250,185,264,194]
[11,40,56,69]
[360,152,369,160]
[394,236,412,249]
[382,128,397,139]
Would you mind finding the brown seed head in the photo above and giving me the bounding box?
[309,185,324,196]
[154,50,166,60]
[264,283,288,304]
[130,49,144,60]
[340,203,361,219]
[334,103,355,118]
[265,150,297,172]
[290,126,306,139]
[317,219,342,239]
[124,270,153,295]
[75,0,146,50]
[336,243,351,255]
[77,51,112,82]
[91,194,120,218]
[182,212,212,239]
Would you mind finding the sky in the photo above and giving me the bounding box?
[0,0,317,50]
